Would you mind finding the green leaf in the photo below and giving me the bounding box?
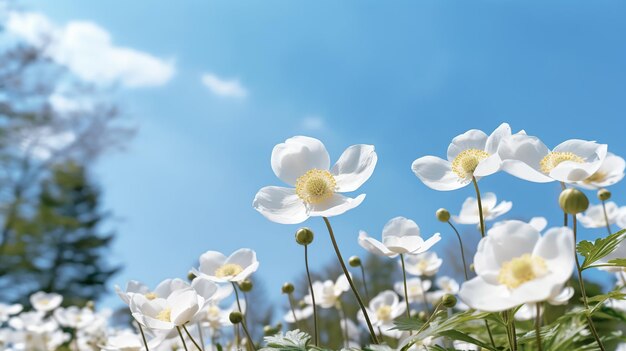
[576,229,626,270]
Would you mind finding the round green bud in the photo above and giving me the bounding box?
[281,282,295,294]
[187,271,197,281]
[86,301,95,310]
[559,188,589,214]
[598,189,611,201]
[295,227,314,245]
[348,256,362,267]
[441,294,457,308]
[263,325,274,335]
[275,322,282,331]
[298,300,307,309]
[229,311,243,324]
[436,208,450,222]
[417,311,428,322]
[470,263,475,272]
[239,279,253,292]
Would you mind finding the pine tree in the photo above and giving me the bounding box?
[0,161,120,306]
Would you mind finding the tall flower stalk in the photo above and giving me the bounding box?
[323,217,379,344]
[295,228,318,345]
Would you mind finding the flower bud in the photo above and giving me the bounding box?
[281,282,295,294]
[295,228,314,245]
[597,189,611,201]
[436,208,450,222]
[239,279,253,292]
[559,188,589,215]
[229,311,243,324]
[470,263,475,272]
[298,300,307,309]
[441,294,457,308]
[263,325,275,335]
[417,311,428,322]
[348,256,361,267]
[86,301,95,310]
[187,271,196,281]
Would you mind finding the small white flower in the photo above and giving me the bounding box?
[0,303,23,322]
[498,135,607,183]
[191,248,259,283]
[412,123,514,191]
[578,152,625,189]
[305,275,350,309]
[394,278,431,303]
[283,305,314,324]
[358,217,440,257]
[54,306,96,329]
[459,220,575,312]
[452,192,512,224]
[253,136,377,224]
[30,292,63,312]
[578,202,620,229]
[453,340,480,351]
[426,276,460,303]
[129,279,218,331]
[402,252,443,277]
[358,290,406,337]
[101,329,162,351]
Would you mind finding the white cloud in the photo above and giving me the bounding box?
[201,73,247,98]
[5,11,175,88]
[301,115,325,131]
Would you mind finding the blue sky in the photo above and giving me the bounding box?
[17,0,626,310]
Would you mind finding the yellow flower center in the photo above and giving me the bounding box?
[540,152,584,174]
[498,254,548,289]
[295,169,336,204]
[417,260,429,272]
[408,285,422,296]
[156,308,171,322]
[215,263,244,278]
[376,305,392,321]
[144,292,157,300]
[584,171,606,184]
[451,149,490,180]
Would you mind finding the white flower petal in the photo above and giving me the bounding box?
[528,217,548,232]
[308,193,365,217]
[331,144,377,192]
[382,217,421,239]
[532,227,575,283]
[498,134,553,183]
[447,129,488,161]
[253,186,309,224]
[484,123,512,155]
[271,136,330,186]
[197,252,227,277]
[412,156,469,191]
[459,278,522,312]
[358,231,396,257]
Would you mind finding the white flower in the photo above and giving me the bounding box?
[578,202,620,229]
[0,303,22,322]
[358,290,406,337]
[101,329,163,351]
[394,278,431,303]
[411,123,514,191]
[54,306,96,329]
[130,279,218,330]
[30,292,63,312]
[498,135,607,183]
[305,275,350,309]
[452,192,512,224]
[578,152,625,189]
[459,220,575,312]
[253,136,377,224]
[201,299,244,331]
[358,217,440,257]
[116,278,192,306]
[284,305,314,324]
[426,276,460,303]
[191,248,259,283]
[528,217,548,232]
[402,252,442,276]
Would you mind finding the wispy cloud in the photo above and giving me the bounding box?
[301,115,326,131]
[201,73,247,99]
[5,11,175,88]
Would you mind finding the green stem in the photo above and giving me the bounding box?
[448,221,469,280]
[472,176,486,238]
[138,323,150,351]
[535,304,543,351]
[287,293,302,329]
[511,313,517,351]
[323,217,379,344]
[231,282,253,351]
[415,302,443,335]
[359,264,370,302]
[400,254,412,319]
[601,200,612,236]
[239,320,257,351]
[484,320,496,349]
[182,324,203,351]
[560,182,568,227]
[177,327,190,351]
[339,303,349,348]
[196,322,206,351]
[572,215,606,351]
[304,244,319,346]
